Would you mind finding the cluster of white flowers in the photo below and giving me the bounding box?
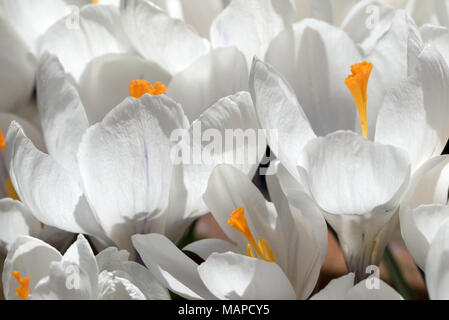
[0,0,448,301]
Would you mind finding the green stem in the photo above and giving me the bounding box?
[384,246,415,300]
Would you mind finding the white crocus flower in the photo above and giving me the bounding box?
[132,163,328,300]
[250,8,449,282]
[2,234,169,300]
[7,53,265,253]
[311,273,403,300]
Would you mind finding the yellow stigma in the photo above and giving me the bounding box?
[6,179,19,200]
[11,271,30,300]
[345,61,373,138]
[92,0,99,4]
[0,128,5,153]
[129,80,167,98]
[228,207,276,263]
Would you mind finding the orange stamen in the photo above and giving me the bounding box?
[11,271,30,300]
[228,207,276,263]
[129,80,167,98]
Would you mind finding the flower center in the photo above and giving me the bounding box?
[92,0,99,4]
[11,270,31,300]
[345,61,373,139]
[129,80,167,98]
[0,129,19,201]
[227,207,276,263]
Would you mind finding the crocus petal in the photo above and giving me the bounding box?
[117,261,170,300]
[178,0,224,38]
[421,25,449,70]
[31,260,94,300]
[167,47,248,122]
[5,121,105,238]
[95,246,170,300]
[266,161,328,299]
[298,131,410,215]
[0,112,45,152]
[63,234,99,297]
[435,0,449,28]
[265,19,360,136]
[402,205,449,271]
[310,273,355,300]
[79,53,171,124]
[344,278,403,300]
[184,239,239,261]
[132,233,215,300]
[198,252,296,300]
[203,164,287,268]
[180,92,265,218]
[37,4,131,82]
[375,41,449,171]
[36,53,89,178]
[0,0,69,51]
[96,270,146,300]
[0,17,35,112]
[0,199,41,255]
[2,236,61,300]
[210,0,295,66]
[249,58,316,180]
[78,94,187,251]
[425,219,449,300]
[120,0,209,75]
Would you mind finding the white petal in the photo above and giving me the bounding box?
[298,131,410,215]
[132,233,215,300]
[425,219,449,300]
[167,47,248,122]
[401,205,449,271]
[2,236,61,300]
[0,17,35,112]
[116,261,170,300]
[179,0,224,38]
[265,19,361,136]
[198,252,296,300]
[97,270,146,300]
[0,199,41,255]
[5,121,104,238]
[78,94,187,250]
[96,247,129,272]
[63,234,99,296]
[0,0,69,50]
[375,41,449,171]
[266,161,327,299]
[120,0,209,75]
[210,0,295,66]
[36,53,89,178]
[345,278,403,300]
[0,112,45,152]
[311,273,355,300]
[421,25,449,75]
[435,0,449,28]
[37,5,131,81]
[181,92,266,218]
[79,53,171,124]
[249,58,315,180]
[183,239,239,261]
